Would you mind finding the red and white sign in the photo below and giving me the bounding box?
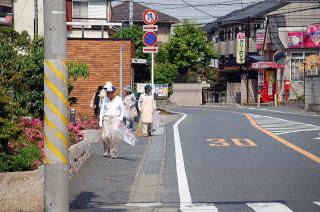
[143,9,158,25]
[143,32,158,47]
[143,46,158,53]
[143,25,158,32]
[288,25,320,48]
[252,62,285,69]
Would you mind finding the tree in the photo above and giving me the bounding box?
[154,63,178,95]
[112,25,151,82]
[157,19,218,82]
[0,27,89,118]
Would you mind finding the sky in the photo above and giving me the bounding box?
[112,0,261,25]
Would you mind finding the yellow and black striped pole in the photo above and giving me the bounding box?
[44,1,69,211]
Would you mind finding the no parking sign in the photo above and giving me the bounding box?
[143,31,158,47]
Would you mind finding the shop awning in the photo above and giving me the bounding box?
[252,62,284,69]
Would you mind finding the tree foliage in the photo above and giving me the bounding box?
[112,25,152,82]
[157,20,218,80]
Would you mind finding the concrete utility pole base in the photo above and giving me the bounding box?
[44,164,69,212]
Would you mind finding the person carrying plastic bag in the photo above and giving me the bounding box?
[99,85,125,159]
[138,85,156,136]
[123,85,137,130]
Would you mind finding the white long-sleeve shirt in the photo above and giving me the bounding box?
[99,96,125,126]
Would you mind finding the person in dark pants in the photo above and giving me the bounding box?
[90,85,104,117]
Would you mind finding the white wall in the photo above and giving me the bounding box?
[13,0,44,37]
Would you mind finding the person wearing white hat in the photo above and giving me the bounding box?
[99,86,125,159]
[138,85,156,136]
[123,85,137,130]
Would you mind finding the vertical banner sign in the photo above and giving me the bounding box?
[236,33,246,64]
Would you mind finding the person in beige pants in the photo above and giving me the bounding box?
[99,86,125,159]
[138,85,156,136]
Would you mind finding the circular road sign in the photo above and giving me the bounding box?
[143,9,158,25]
[143,32,158,47]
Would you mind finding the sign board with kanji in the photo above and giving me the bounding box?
[143,9,158,25]
[236,33,246,64]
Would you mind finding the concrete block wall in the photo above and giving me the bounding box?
[68,39,135,115]
[227,79,258,104]
[170,83,210,105]
[305,76,320,112]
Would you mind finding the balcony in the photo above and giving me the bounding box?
[67,17,122,38]
[217,38,257,56]
[0,13,13,25]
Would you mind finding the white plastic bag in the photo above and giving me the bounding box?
[124,105,134,121]
[152,112,163,130]
[110,121,136,146]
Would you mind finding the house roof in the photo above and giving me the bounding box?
[111,2,180,24]
[203,0,288,32]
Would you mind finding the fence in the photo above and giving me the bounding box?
[202,84,227,104]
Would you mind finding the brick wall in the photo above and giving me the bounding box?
[68,39,135,115]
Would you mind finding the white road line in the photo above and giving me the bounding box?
[314,202,320,206]
[172,111,218,212]
[247,202,293,212]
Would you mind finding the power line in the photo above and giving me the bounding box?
[180,0,218,18]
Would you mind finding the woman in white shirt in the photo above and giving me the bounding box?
[99,86,125,159]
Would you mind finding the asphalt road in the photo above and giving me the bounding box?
[161,106,320,212]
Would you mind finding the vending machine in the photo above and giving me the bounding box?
[257,70,276,102]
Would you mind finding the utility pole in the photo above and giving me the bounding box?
[246,17,250,103]
[34,0,38,36]
[129,0,133,26]
[120,45,124,97]
[44,1,69,211]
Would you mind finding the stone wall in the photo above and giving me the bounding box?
[0,129,98,212]
[305,76,320,112]
[227,79,258,104]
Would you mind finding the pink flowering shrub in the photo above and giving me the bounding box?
[15,116,99,169]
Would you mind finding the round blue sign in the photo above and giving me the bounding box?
[143,32,158,47]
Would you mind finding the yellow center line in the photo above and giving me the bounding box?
[244,113,320,164]
[179,107,320,164]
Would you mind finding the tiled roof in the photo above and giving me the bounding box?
[111,2,179,23]
[203,0,288,31]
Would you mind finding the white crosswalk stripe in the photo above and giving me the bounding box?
[249,114,320,135]
[314,202,320,206]
[247,202,293,212]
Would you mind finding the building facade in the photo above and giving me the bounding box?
[203,0,320,105]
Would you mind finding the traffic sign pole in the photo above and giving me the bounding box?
[151,53,154,94]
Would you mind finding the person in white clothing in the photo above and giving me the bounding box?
[138,85,156,136]
[99,86,125,159]
[123,85,137,130]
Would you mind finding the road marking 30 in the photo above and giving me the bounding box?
[206,138,257,147]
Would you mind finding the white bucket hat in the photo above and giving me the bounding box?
[104,81,113,88]
[124,85,132,92]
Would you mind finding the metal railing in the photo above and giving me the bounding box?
[66,21,122,38]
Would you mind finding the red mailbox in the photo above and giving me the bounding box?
[284,80,291,90]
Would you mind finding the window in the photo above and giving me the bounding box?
[73,1,88,20]
[290,52,317,82]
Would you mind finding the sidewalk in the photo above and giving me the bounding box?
[69,114,178,212]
